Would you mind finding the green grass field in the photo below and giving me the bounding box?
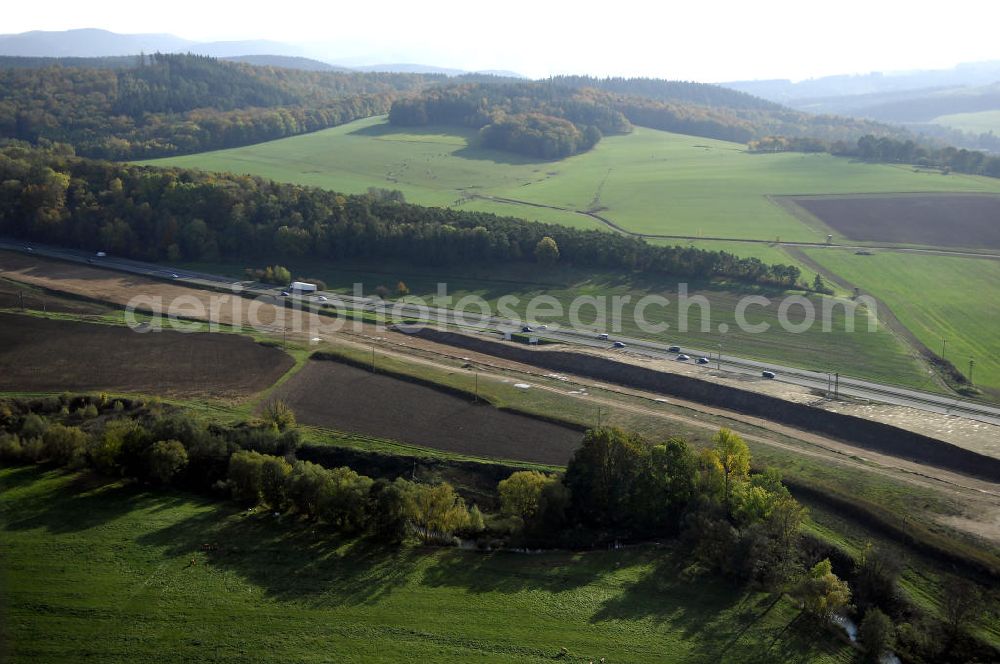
[141,117,1000,242]
[0,465,853,663]
[802,249,1000,398]
[932,110,1000,135]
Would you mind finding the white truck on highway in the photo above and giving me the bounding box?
[288,281,317,294]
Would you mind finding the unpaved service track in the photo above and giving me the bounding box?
[0,313,293,398]
[272,359,583,465]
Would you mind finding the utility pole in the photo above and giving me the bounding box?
[834,373,839,399]
[18,290,24,310]
[969,358,975,385]
[474,373,479,402]
[371,344,376,373]
[596,407,602,429]
[717,341,722,371]
[941,338,948,358]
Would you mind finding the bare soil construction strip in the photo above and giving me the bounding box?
[270,359,583,465]
[409,327,1000,482]
[0,313,293,398]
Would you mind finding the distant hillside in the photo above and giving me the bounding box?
[353,63,527,78]
[724,62,1000,152]
[0,53,439,158]
[389,82,632,158]
[550,76,783,111]
[391,79,905,159]
[0,28,192,57]
[0,28,309,60]
[353,63,466,76]
[795,83,1000,124]
[222,55,350,72]
[725,60,1000,103]
[0,54,143,69]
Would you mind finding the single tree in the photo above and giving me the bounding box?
[259,455,293,509]
[367,478,412,543]
[407,482,470,543]
[261,400,296,432]
[148,440,188,484]
[498,470,558,520]
[798,558,851,622]
[713,428,750,518]
[941,576,984,638]
[534,236,560,265]
[859,608,895,662]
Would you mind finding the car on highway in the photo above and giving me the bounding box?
[24,246,33,252]
[613,341,627,348]
[280,291,290,297]
[762,370,776,379]
[315,295,328,302]
[170,273,180,279]
[96,251,106,257]
[521,325,533,333]
[597,333,609,340]
[668,345,681,352]
[697,356,710,364]
[538,324,548,330]
[677,354,691,361]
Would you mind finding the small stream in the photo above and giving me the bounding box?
[832,614,901,664]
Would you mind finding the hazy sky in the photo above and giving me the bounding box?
[5,0,1000,81]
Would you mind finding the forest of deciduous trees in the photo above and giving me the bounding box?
[0,53,438,159]
[0,145,803,286]
[389,82,631,158]
[0,54,940,166]
[390,79,910,158]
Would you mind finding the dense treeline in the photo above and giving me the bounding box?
[389,82,631,158]
[549,75,785,111]
[612,95,906,145]
[0,54,918,161]
[3,394,993,663]
[0,55,145,70]
[391,79,907,156]
[0,53,437,158]
[479,113,601,159]
[748,134,1000,178]
[0,145,803,287]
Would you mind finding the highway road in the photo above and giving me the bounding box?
[3,238,999,426]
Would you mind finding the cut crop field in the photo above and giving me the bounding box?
[0,313,294,398]
[271,359,583,465]
[787,193,1000,249]
[0,465,853,664]
[141,116,1000,242]
[802,249,1000,398]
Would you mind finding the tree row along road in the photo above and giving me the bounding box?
[2,238,998,426]
[472,194,1000,260]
